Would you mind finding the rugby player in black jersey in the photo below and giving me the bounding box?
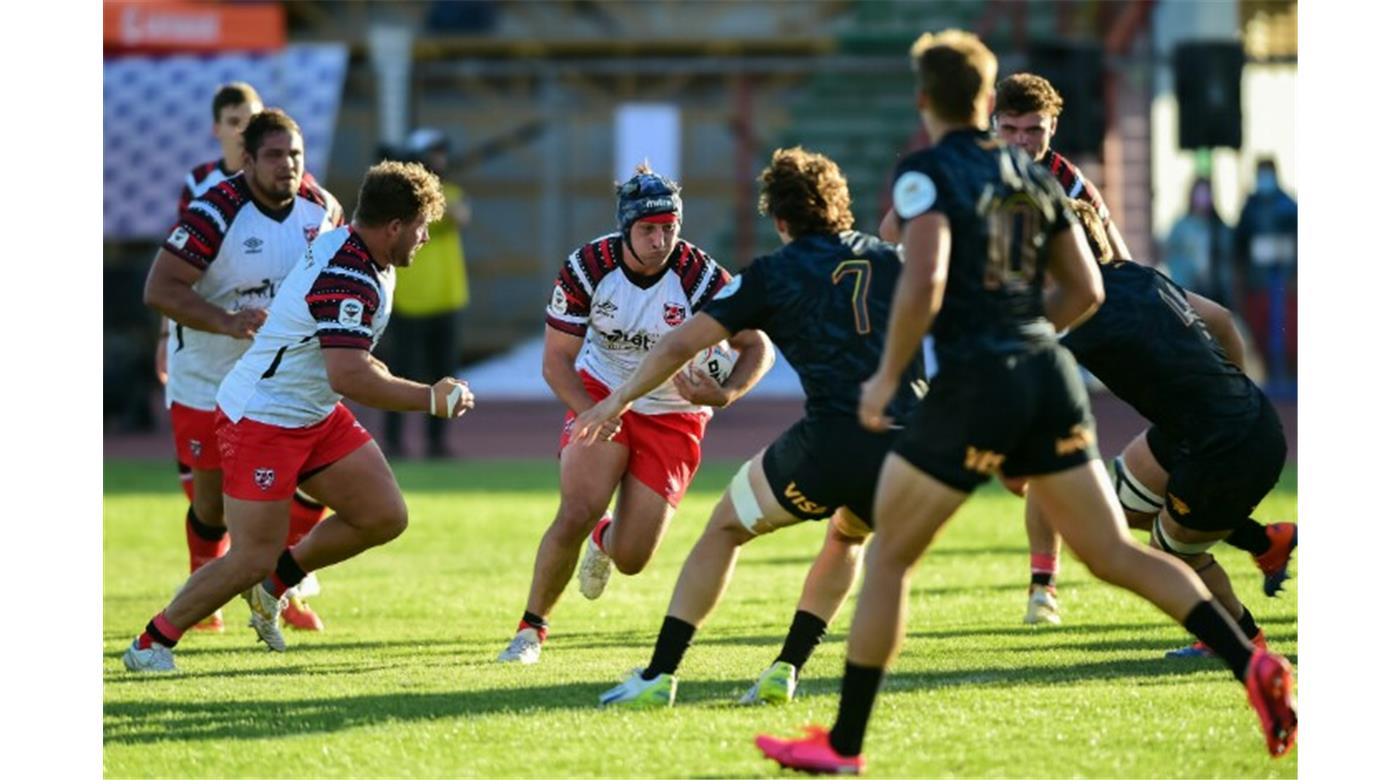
[1045,200,1291,658]
[755,30,1296,773]
[994,73,1296,622]
[570,147,924,708]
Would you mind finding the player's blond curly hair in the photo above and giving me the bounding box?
[909,29,998,124]
[757,147,854,238]
[354,161,446,227]
[1068,200,1112,264]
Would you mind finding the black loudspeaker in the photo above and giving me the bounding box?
[1028,42,1105,157]
[1173,41,1244,150]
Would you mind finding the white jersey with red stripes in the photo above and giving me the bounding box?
[545,233,731,416]
[162,173,343,411]
[217,226,396,428]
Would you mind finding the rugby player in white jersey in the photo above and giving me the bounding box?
[155,88,333,632]
[497,165,773,664]
[125,161,468,671]
[136,109,341,658]
[157,83,261,632]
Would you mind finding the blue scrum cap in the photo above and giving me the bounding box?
[616,171,682,234]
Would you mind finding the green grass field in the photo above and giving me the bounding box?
[103,458,1297,779]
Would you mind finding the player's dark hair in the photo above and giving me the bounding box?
[909,29,998,124]
[995,73,1065,118]
[354,161,446,227]
[242,109,302,157]
[211,82,261,123]
[757,147,854,238]
[1068,200,1111,264]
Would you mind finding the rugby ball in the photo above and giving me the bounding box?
[689,343,737,384]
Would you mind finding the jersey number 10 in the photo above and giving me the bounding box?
[983,193,1044,292]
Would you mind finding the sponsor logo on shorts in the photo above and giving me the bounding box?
[1168,493,1191,516]
[964,446,1005,475]
[188,439,202,459]
[783,482,828,516]
[663,302,686,327]
[253,468,276,491]
[1054,425,1095,457]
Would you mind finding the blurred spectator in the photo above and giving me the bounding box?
[383,128,473,458]
[1234,157,1297,385]
[1163,177,1234,307]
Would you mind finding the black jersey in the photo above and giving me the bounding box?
[702,231,925,421]
[1061,260,1261,454]
[890,129,1074,363]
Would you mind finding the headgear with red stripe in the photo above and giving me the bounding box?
[617,169,682,258]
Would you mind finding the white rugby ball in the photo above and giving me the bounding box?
[689,343,737,384]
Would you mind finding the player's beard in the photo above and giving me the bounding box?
[392,232,424,267]
[252,170,300,207]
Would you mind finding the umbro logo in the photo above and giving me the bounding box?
[244,237,264,253]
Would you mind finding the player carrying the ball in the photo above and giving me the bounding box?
[124,161,473,671]
[496,165,772,665]
[572,147,925,708]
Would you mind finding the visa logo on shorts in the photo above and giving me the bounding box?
[784,482,828,516]
[1054,425,1095,456]
[964,447,1005,475]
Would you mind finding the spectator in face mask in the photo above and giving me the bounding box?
[1233,157,1297,384]
[1164,177,1235,307]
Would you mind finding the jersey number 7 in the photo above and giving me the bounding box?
[831,259,872,335]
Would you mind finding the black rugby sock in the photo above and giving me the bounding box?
[775,610,828,674]
[829,661,884,757]
[1225,520,1271,556]
[642,615,697,680]
[1183,599,1254,681]
[185,508,226,542]
[1237,606,1261,640]
[265,549,308,597]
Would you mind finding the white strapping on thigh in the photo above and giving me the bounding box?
[728,459,766,533]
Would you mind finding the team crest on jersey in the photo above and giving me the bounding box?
[168,226,190,250]
[253,468,276,491]
[304,224,321,243]
[188,439,202,459]
[663,302,686,327]
[338,299,365,327]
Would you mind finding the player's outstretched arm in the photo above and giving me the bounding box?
[1185,290,1247,368]
[1042,224,1104,332]
[572,314,732,446]
[144,249,266,338]
[860,211,948,431]
[324,348,473,417]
